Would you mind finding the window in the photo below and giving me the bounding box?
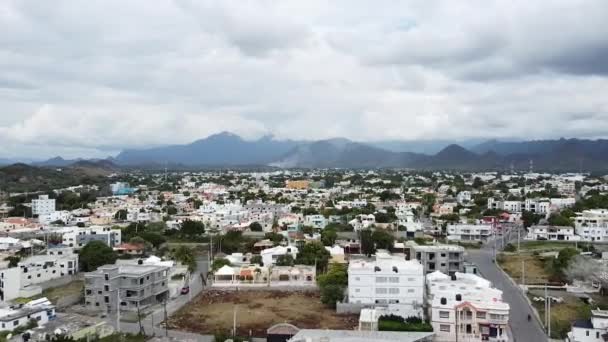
[441,253,446,257]
[407,289,415,293]
[389,277,399,283]
[407,277,415,282]
[355,289,360,293]
[389,288,399,294]
[375,277,387,283]
[476,311,486,319]
[439,311,450,318]
[355,277,360,281]
[586,331,589,336]
[376,288,388,294]
[440,324,450,332]
[104,285,109,291]
[13,320,19,327]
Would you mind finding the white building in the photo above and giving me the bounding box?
[456,191,472,204]
[567,308,608,342]
[525,225,581,241]
[31,195,56,216]
[575,209,608,242]
[305,215,327,229]
[349,214,376,231]
[39,210,72,225]
[426,271,509,342]
[0,297,56,332]
[396,208,422,234]
[62,226,122,249]
[447,224,493,241]
[260,245,299,267]
[0,250,78,301]
[348,252,424,318]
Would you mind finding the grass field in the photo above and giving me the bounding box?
[497,253,551,284]
[13,280,84,304]
[167,290,358,336]
[527,290,608,339]
[519,241,579,251]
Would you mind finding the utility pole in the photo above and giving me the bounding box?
[548,296,552,337]
[163,297,169,337]
[137,302,145,335]
[116,289,121,332]
[544,284,548,332]
[233,305,238,337]
[521,260,525,289]
[517,226,521,252]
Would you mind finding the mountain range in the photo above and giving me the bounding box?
[9,133,608,171]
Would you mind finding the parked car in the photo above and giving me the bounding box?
[180,286,190,295]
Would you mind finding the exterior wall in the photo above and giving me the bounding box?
[32,195,56,216]
[412,247,464,275]
[569,327,605,342]
[0,307,56,332]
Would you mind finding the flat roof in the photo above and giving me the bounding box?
[290,329,434,342]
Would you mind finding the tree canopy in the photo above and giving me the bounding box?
[79,241,118,272]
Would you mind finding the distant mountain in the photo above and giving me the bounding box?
[115,132,301,166]
[269,138,425,168]
[370,139,487,154]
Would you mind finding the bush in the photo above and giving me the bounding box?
[503,243,516,252]
[378,315,433,332]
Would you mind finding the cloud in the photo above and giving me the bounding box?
[0,0,607,159]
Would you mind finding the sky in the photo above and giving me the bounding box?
[1,0,608,159]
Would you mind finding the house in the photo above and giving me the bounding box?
[566,308,608,342]
[349,214,375,231]
[426,271,509,342]
[447,224,493,241]
[84,263,169,312]
[260,245,299,267]
[396,209,422,235]
[212,264,269,286]
[325,245,346,264]
[348,252,424,318]
[304,215,327,229]
[269,265,316,286]
[113,243,145,256]
[288,329,434,342]
[575,209,608,242]
[0,297,56,332]
[407,242,465,275]
[39,210,72,225]
[456,191,472,204]
[0,250,78,301]
[525,225,581,241]
[0,237,23,251]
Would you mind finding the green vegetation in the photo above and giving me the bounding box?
[321,228,337,246]
[378,315,433,332]
[173,245,197,272]
[211,258,231,272]
[295,241,331,272]
[317,263,348,308]
[275,254,295,266]
[79,241,117,272]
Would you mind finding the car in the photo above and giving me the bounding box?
[180,286,190,295]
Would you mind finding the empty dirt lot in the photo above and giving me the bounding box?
[167,290,358,336]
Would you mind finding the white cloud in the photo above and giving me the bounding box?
[0,0,607,158]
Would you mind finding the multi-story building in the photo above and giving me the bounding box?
[31,195,56,216]
[575,209,608,242]
[456,191,472,204]
[525,225,580,241]
[260,245,299,267]
[407,242,465,275]
[38,210,72,225]
[84,263,169,312]
[426,271,510,342]
[447,224,492,241]
[62,226,122,249]
[396,208,422,235]
[304,215,327,229]
[567,308,608,342]
[0,250,78,301]
[348,252,424,318]
[0,298,56,332]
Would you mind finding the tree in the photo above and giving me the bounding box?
[551,247,579,279]
[166,206,178,215]
[275,254,295,266]
[265,232,284,246]
[296,241,331,272]
[80,241,118,272]
[321,228,338,246]
[181,220,205,238]
[360,229,376,256]
[472,177,485,189]
[251,255,263,266]
[317,263,348,307]
[174,245,197,272]
[114,209,128,221]
[139,232,166,249]
[547,213,574,227]
[372,229,395,250]
[521,210,542,228]
[249,222,263,232]
[211,258,231,272]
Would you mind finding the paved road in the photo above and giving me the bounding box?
[467,239,548,342]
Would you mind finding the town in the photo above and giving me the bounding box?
[0,168,606,342]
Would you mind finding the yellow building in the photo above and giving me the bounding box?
[286,180,310,190]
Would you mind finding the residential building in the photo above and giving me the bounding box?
[0,298,56,332]
[396,208,422,235]
[0,250,78,301]
[31,195,55,216]
[287,329,434,342]
[84,263,169,312]
[260,245,299,267]
[456,191,472,204]
[304,215,327,229]
[348,252,424,318]
[39,210,72,225]
[575,209,608,242]
[447,224,492,241]
[62,226,122,249]
[525,225,580,241]
[407,242,465,275]
[567,308,608,342]
[286,180,310,190]
[426,271,510,342]
[349,214,376,231]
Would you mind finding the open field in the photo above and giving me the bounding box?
[527,289,608,339]
[13,280,84,305]
[519,241,580,251]
[497,253,552,284]
[167,290,358,336]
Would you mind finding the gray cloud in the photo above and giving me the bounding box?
[0,0,607,159]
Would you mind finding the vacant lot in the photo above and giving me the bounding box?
[168,290,358,336]
[498,253,551,284]
[519,241,578,252]
[14,280,84,305]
